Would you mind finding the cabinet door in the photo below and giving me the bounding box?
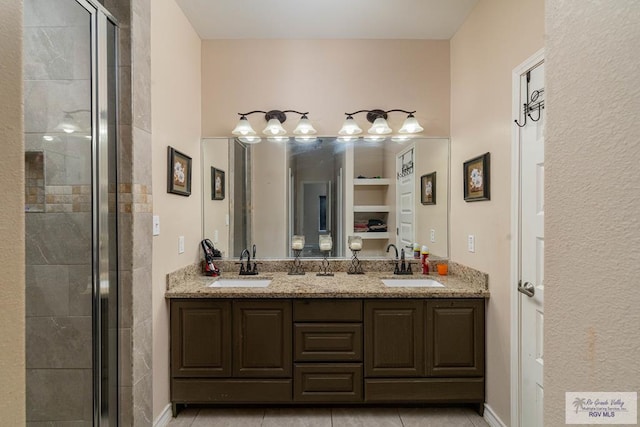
[364,300,424,377]
[233,300,292,378]
[171,300,231,378]
[426,299,485,377]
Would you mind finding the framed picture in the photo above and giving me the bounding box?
[167,146,192,196]
[420,172,436,205]
[463,152,490,202]
[211,167,225,200]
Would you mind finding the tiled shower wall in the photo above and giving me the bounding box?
[23,0,94,424]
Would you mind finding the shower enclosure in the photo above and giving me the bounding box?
[24,0,119,424]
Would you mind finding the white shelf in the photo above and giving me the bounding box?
[352,232,390,240]
[353,205,391,213]
[354,178,391,186]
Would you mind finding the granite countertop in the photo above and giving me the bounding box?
[165,261,489,299]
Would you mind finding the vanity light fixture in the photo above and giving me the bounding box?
[339,109,424,136]
[232,110,317,141]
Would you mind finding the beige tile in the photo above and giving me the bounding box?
[399,407,476,427]
[332,407,403,427]
[166,406,199,427]
[262,408,332,427]
[191,408,264,427]
[465,408,490,427]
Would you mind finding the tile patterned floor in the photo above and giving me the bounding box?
[167,406,489,427]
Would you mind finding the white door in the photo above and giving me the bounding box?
[518,61,545,427]
[396,147,415,253]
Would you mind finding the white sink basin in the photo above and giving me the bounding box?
[207,279,271,288]
[381,279,445,288]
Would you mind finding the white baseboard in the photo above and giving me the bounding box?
[153,403,172,427]
[484,404,508,427]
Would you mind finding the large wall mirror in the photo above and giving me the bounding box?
[202,137,449,259]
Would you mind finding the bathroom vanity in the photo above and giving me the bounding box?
[166,268,488,416]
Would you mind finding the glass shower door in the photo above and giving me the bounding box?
[24,0,119,424]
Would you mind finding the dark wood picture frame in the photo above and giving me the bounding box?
[420,172,436,205]
[211,167,225,200]
[463,152,490,202]
[167,146,192,196]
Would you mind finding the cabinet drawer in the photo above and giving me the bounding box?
[294,364,363,402]
[295,323,363,362]
[294,299,362,322]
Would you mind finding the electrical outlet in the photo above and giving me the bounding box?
[178,236,185,254]
[430,229,436,243]
[152,215,160,236]
[468,235,475,253]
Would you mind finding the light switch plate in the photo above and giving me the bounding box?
[214,230,219,243]
[152,215,160,236]
[468,235,475,253]
[178,236,185,254]
[430,229,436,243]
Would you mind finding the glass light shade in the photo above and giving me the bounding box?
[391,135,413,143]
[337,136,358,143]
[338,117,363,135]
[291,235,305,251]
[295,136,317,143]
[398,115,424,134]
[232,117,257,136]
[263,118,287,136]
[43,135,54,141]
[363,135,386,142]
[267,136,289,143]
[238,136,262,144]
[368,117,392,135]
[55,113,81,134]
[292,117,317,135]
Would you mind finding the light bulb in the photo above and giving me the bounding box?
[368,117,392,135]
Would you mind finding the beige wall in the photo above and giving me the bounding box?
[450,0,544,422]
[545,1,640,425]
[201,39,450,137]
[414,140,449,257]
[0,0,26,424]
[150,0,202,420]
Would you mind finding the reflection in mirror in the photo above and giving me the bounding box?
[202,137,449,260]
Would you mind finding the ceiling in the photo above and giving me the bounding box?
[175,0,479,40]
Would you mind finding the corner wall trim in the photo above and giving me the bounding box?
[153,404,172,427]
[484,404,507,427]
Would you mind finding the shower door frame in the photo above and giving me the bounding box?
[76,0,120,425]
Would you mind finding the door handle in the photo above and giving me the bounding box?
[518,280,535,297]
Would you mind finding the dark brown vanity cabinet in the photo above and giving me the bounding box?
[363,299,485,407]
[293,299,363,402]
[170,297,485,412]
[171,300,232,378]
[170,299,292,411]
[426,299,485,377]
[364,300,424,377]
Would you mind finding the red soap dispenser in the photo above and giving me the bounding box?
[421,245,430,275]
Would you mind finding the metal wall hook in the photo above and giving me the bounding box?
[514,72,545,128]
